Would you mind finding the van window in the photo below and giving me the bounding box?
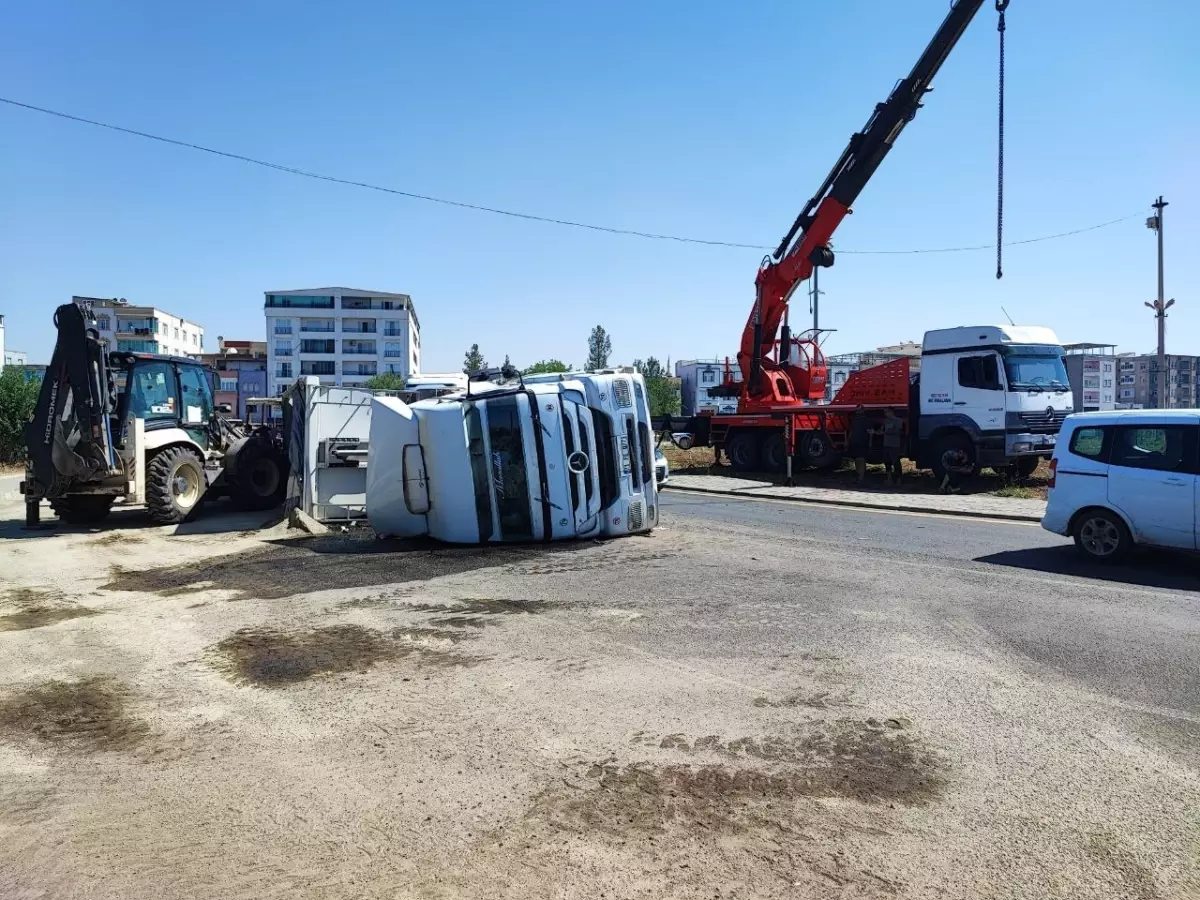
[1069,426,1109,460]
[1110,425,1194,473]
[957,355,1002,391]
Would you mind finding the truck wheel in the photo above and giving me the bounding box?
[1013,456,1040,479]
[931,433,973,480]
[228,440,288,510]
[761,433,789,474]
[799,431,839,470]
[49,495,114,525]
[145,446,206,525]
[724,431,762,472]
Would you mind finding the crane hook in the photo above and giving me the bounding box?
[994,0,1007,279]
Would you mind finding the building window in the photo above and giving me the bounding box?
[300,361,335,376]
[276,363,293,379]
[265,295,335,309]
[96,316,111,330]
[274,341,293,357]
[701,368,717,384]
[300,339,336,354]
[219,378,238,392]
[384,342,403,358]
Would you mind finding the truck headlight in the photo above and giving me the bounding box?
[1012,441,1033,453]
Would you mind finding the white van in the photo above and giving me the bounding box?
[1042,410,1200,560]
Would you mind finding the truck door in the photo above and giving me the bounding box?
[953,353,1005,433]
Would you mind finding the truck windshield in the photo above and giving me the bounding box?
[484,395,534,540]
[999,345,1069,392]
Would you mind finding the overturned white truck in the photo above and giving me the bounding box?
[367,370,659,542]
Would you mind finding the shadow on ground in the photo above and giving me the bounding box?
[0,501,283,542]
[977,545,1199,591]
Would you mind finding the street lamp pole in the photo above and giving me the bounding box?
[1145,197,1172,408]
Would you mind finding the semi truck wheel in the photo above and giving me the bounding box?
[724,431,762,472]
[49,495,114,525]
[761,433,789,474]
[798,431,839,470]
[145,446,206,525]
[931,433,974,480]
[1013,456,1040,479]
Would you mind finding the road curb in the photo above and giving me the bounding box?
[662,483,1044,523]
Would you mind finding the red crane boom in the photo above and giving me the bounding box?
[738,0,997,413]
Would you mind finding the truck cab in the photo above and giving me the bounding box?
[917,325,1072,472]
[367,371,658,543]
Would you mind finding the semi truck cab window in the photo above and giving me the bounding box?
[485,396,534,540]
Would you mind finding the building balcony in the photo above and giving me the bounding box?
[382,327,404,337]
[342,342,377,355]
[273,326,294,335]
[343,366,378,377]
[299,324,336,333]
[274,349,294,358]
[299,341,338,355]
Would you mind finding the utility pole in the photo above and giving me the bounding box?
[1145,197,1173,408]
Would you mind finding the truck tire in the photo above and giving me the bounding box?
[798,431,839,470]
[1013,456,1040,479]
[145,446,206,525]
[724,431,762,473]
[931,432,974,480]
[228,439,288,511]
[49,495,114,525]
[761,433,789,474]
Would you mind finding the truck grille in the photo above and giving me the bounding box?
[628,498,644,531]
[614,379,632,409]
[1017,409,1068,434]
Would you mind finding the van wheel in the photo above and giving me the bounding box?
[1072,509,1131,562]
[724,432,761,473]
[761,433,788,474]
[146,447,207,525]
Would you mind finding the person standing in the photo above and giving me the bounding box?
[849,405,870,485]
[882,408,904,485]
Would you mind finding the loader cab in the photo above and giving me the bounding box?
[112,353,217,450]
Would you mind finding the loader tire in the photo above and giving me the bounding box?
[50,495,114,525]
[145,446,206,525]
[228,439,288,511]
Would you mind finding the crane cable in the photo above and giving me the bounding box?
[995,0,1009,279]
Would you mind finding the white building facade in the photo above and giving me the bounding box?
[73,297,204,358]
[264,288,421,398]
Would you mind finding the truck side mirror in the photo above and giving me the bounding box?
[216,403,233,414]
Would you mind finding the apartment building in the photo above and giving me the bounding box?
[1063,343,1117,412]
[1121,353,1199,409]
[197,338,269,420]
[264,288,420,398]
[73,296,204,358]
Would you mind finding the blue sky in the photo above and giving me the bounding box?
[2,0,1196,370]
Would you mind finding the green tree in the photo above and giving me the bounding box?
[365,372,406,392]
[521,359,571,376]
[632,357,665,380]
[633,357,679,417]
[463,343,487,374]
[586,326,612,371]
[0,367,40,464]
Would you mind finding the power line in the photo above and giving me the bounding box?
[1,95,1142,256]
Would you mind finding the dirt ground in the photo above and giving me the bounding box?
[0,499,1196,899]
[662,445,1053,499]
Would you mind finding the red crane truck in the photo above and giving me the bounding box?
[660,1,1069,482]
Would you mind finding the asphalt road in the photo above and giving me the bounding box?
[660,489,1200,756]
